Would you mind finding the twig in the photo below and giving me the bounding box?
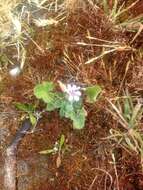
[112,153,119,190]
[91,168,113,190]
[4,119,32,190]
[88,176,97,190]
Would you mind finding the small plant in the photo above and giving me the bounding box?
[14,102,40,131]
[101,0,140,25]
[39,134,68,168]
[34,81,102,129]
[39,134,66,155]
[108,94,142,129]
[107,93,143,157]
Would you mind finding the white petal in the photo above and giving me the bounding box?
[74,96,80,101]
[75,91,81,96]
[67,84,72,91]
[68,95,74,102]
[76,86,81,90]
[72,85,77,90]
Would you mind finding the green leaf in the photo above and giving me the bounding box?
[15,102,35,112]
[46,102,57,111]
[72,107,86,129]
[59,134,65,150]
[46,97,63,111]
[29,113,37,126]
[85,85,102,103]
[39,149,54,155]
[34,81,55,103]
[130,103,142,128]
[59,101,73,117]
[64,103,74,118]
[59,101,86,129]
[110,0,118,18]
[124,98,131,121]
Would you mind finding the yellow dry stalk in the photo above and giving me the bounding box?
[0,0,22,40]
[0,0,21,23]
[64,0,86,11]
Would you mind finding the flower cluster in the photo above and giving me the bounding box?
[65,84,81,102]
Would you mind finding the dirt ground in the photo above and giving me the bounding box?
[0,0,143,190]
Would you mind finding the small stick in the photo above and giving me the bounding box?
[4,119,32,190]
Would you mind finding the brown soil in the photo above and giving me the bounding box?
[0,1,143,190]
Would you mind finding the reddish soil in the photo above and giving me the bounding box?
[1,1,143,190]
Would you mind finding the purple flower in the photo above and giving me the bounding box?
[65,84,81,102]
